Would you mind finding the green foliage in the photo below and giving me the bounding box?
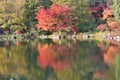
[0,0,27,31]
[24,0,52,28]
[113,0,120,21]
[39,30,52,35]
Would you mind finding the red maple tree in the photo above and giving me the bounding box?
[36,4,78,32]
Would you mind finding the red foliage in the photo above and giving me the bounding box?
[89,4,106,20]
[90,3,120,31]
[36,4,77,32]
[97,24,107,30]
[90,4,113,20]
[37,43,76,71]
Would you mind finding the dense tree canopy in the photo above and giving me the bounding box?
[51,0,91,31]
[36,4,79,32]
[0,0,27,32]
[0,0,120,33]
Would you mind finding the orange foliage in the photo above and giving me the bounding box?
[107,17,120,30]
[102,8,113,20]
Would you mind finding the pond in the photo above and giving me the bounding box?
[0,39,119,80]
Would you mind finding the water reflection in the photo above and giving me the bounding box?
[37,42,76,72]
[0,41,28,79]
[0,39,119,80]
[98,41,120,80]
[104,44,118,69]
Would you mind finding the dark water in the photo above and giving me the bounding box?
[0,39,120,80]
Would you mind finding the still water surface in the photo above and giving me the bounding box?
[0,39,119,80]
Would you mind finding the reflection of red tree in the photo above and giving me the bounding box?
[104,44,118,67]
[98,43,119,69]
[37,44,55,69]
[37,43,75,71]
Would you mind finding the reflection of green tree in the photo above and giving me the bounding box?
[115,53,120,80]
[26,40,45,80]
[106,70,115,80]
[0,43,28,77]
[74,41,96,80]
[55,41,105,80]
[56,69,81,80]
[0,40,46,80]
[75,41,102,70]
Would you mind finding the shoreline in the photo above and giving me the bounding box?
[0,31,120,42]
